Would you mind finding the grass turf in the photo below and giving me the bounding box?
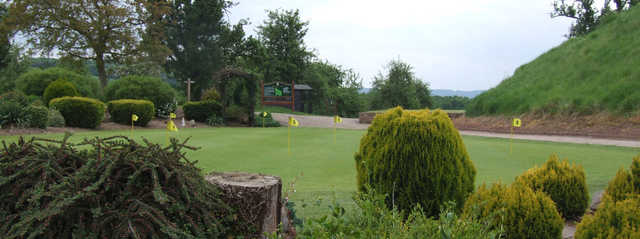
[2,127,639,218]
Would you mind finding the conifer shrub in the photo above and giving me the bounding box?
[354,107,476,216]
[0,135,242,238]
[50,96,105,128]
[575,195,640,238]
[183,100,223,122]
[105,75,177,117]
[201,88,221,101]
[253,112,280,127]
[515,154,589,219]
[107,99,155,126]
[604,156,640,203]
[463,182,563,239]
[43,79,80,106]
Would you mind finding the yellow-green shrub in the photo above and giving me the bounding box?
[575,195,640,239]
[107,99,155,126]
[463,182,563,239]
[604,156,640,203]
[354,107,476,216]
[43,79,80,106]
[515,154,589,219]
[50,96,105,129]
[201,88,220,101]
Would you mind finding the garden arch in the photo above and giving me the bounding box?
[213,67,259,125]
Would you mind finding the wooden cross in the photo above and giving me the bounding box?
[184,78,196,102]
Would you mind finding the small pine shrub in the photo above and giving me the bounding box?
[515,154,589,219]
[575,195,640,238]
[107,99,155,126]
[604,156,640,203]
[50,96,105,128]
[463,182,564,239]
[253,112,280,127]
[201,88,221,101]
[47,109,65,127]
[354,107,476,216]
[15,67,101,98]
[43,79,80,105]
[183,100,223,122]
[22,105,49,129]
[104,75,177,117]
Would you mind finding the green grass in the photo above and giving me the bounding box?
[467,5,640,116]
[2,127,639,218]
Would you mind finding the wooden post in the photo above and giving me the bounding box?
[184,78,196,102]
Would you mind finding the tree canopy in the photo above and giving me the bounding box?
[370,59,432,110]
[552,0,639,37]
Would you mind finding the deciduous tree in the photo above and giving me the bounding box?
[370,59,432,110]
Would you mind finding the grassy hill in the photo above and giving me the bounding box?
[467,6,640,116]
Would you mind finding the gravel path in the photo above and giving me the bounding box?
[271,113,640,148]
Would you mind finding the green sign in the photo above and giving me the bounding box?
[275,88,282,96]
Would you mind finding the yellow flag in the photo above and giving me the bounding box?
[167,120,178,132]
[170,113,177,119]
[288,117,299,127]
[131,114,139,122]
[513,118,522,128]
[334,116,342,123]
[263,112,268,117]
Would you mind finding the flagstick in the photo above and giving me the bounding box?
[510,126,513,155]
[334,121,337,144]
[130,121,134,139]
[288,124,291,155]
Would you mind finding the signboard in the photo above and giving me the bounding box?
[264,84,292,97]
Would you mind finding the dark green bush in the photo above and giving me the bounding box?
[15,67,101,99]
[463,182,564,239]
[604,156,640,203]
[206,115,225,126]
[224,104,248,123]
[354,107,476,216]
[183,100,223,122]
[0,135,241,238]
[21,105,49,129]
[43,79,80,106]
[515,154,589,219]
[47,109,65,127]
[107,99,155,126]
[0,100,23,128]
[253,112,280,127]
[0,91,28,106]
[575,195,640,238]
[105,75,177,117]
[50,96,105,129]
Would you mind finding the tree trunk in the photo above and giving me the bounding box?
[206,172,283,238]
[95,54,107,88]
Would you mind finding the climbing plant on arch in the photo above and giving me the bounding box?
[212,67,259,125]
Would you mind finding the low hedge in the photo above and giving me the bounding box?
[515,154,589,219]
[183,100,223,122]
[107,99,155,126]
[50,96,105,129]
[43,79,80,106]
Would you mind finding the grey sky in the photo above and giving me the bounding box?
[227,0,575,90]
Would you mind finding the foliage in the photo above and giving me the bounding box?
[105,75,177,117]
[551,0,638,38]
[253,112,280,127]
[0,3,8,70]
[21,105,48,129]
[298,188,501,239]
[354,107,476,216]
[201,87,221,101]
[46,109,65,127]
[575,195,640,239]
[0,90,28,106]
[15,67,101,99]
[50,96,105,129]
[604,155,640,203]
[369,59,432,110]
[0,100,22,128]
[183,100,223,122]
[467,6,640,116]
[0,46,31,94]
[107,99,155,126]
[43,79,80,106]
[224,104,248,122]
[432,95,471,110]
[206,115,225,127]
[0,135,241,238]
[515,154,589,219]
[3,0,170,87]
[463,182,564,239]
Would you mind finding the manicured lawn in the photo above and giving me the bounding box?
[2,127,638,218]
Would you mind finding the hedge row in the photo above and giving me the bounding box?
[50,96,105,129]
[107,99,155,126]
[183,100,223,122]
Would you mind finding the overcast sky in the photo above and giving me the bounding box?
[227,0,576,90]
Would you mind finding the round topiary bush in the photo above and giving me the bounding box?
[104,75,177,117]
[107,99,155,126]
[515,154,589,219]
[463,182,564,239]
[183,100,223,122]
[43,79,80,106]
[15,67,101,99]
[354,107,476,216]
[50,96,105,129]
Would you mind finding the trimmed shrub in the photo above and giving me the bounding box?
[0,135,242,238]
[183,100,223,122]
[463,182,564,239]
[50,96,105,129]
[515,154,589,219]
[21,105,49,129]
[15,67,101,99]
[575,195,640,238]
[47,109,65,127]
[201,88,221,101]
[105,75,177,117]
[107,99,155,126]
[253,112,280,127]
[354,107,476,216]
[604,156,640,203]
[43,79,80,106]
[224,104,248,122]
[0,91,28,106]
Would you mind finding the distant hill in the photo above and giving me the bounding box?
[359,88,484,98]
[467,5,640,116]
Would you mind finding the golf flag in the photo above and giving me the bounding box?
[130,114,139,138]
[513,118,522,127]
[288,117,299,127]
[263,112,268,117]
[288,116,299,154]
[170,113,177,119]
[334,116,342,123]
[333,116,343,144]
[167,120,178,132]
[510,118,522,155]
